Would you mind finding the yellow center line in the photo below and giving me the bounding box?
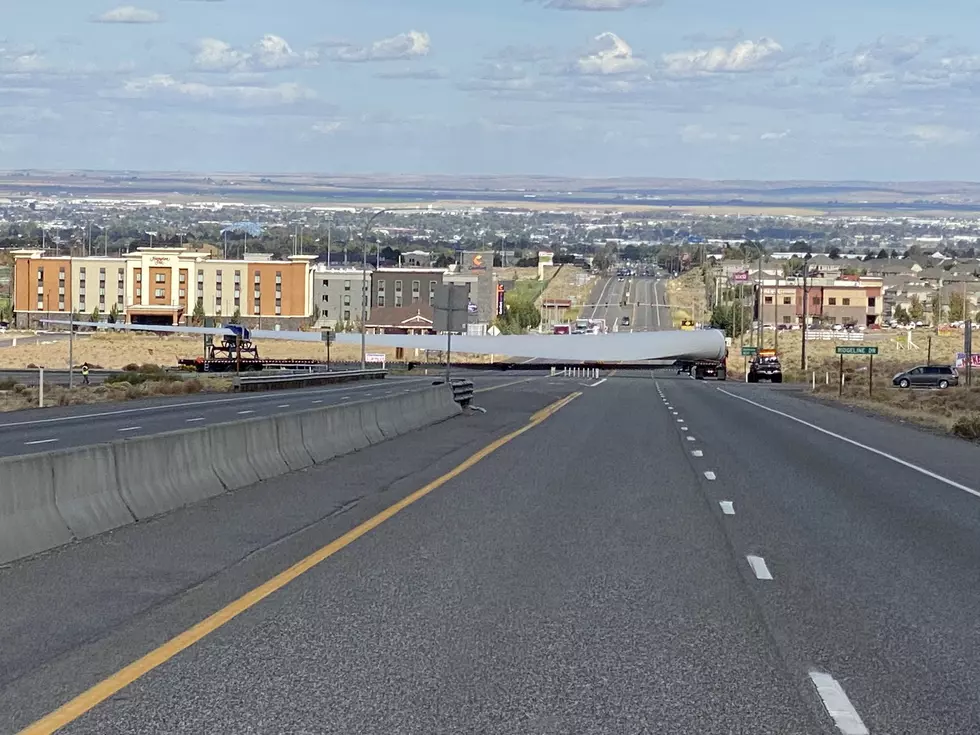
[18,390,584,735]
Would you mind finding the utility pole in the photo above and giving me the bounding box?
[801,257,809,372]
[757,248,764,347]
[360,209,387,370]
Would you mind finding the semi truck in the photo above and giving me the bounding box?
[676,349,728,380]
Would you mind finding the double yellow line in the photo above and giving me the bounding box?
[19,390,583,735]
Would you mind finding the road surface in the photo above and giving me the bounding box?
[0,371,543,458]
[4,374,980,733]
[587,276,669,332]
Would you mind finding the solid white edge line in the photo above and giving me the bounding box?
[185,417,205,423]
[809,671,869,735]
[720,501,735,515]
[117,426,141,432]
[24,438,58,445]
[237,410,255,415]
[691,450,703,457]
[590,378,607,387]
[747,555,773,580]
[704,471,717,480]
[717,388,980,500]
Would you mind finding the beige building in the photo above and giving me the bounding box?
[13,247,317,328]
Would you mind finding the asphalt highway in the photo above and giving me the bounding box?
[587,275,670,332]
[0,371,545,458]
[4,374,980,732]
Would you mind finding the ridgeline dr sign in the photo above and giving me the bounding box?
[835,345,879,355]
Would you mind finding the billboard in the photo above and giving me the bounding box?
[461,251,494,323]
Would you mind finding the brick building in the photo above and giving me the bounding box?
[758,275,883,328]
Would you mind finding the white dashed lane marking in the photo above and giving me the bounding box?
[691,450,703,457]
[809,672,869,735]
[747,555,773,580]
[704,471,717,481]
[24,438,58,446]
[720,501,735,515]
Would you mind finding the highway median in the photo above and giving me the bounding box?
[0,385,462,566]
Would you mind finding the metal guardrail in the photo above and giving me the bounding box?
[232,369,387,392]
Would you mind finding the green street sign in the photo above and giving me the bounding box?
[836,345,878,355]
[741,346,758,356]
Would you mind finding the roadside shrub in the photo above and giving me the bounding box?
[952,415,980,441]
[106,371,180,387]
[0,379,16,391]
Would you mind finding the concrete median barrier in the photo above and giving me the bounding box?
[275,414,314,471]
[300,403,370,463]
[0,453,72,565]
[0,386,463,565]
[114,429,225,520]
[51,444,134,538]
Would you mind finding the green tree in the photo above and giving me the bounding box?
[828,247,841,259]
[876,248,889,259]
[948,292,966,321]
[909,295,924,322]
[107,302,120,324]
[192,298,206,326]
[930,292,942,322]
[90,306,101,323]
[229,307,242,325]
[893,305,911,325]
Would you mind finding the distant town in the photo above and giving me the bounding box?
[1,175,980,332]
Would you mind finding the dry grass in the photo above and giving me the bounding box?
[809,380,980,440]
[536,265,596,322]
[0,375,233,413]
[739,329,967,381]
[0,331,499,370]
[666,270,710,327]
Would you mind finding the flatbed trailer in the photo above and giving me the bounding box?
[179,357,327,373]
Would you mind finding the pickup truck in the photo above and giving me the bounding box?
[747,355,783,383]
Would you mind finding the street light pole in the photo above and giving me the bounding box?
[360,209,387,370]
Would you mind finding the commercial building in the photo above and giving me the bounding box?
[311,265,370,328]
[12,247,316,328]
[758,275,884,327]
[366,267,446,334]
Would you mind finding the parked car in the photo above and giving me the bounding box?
[892,365,958,389]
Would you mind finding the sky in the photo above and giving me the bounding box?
[4,0,980,181]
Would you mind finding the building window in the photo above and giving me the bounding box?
[254,270,261,283]
[394,280,402,293]
[344,280,351,291]
[395,292,403,308]
[275,305,282,315]
[118,294,124,306]
[155,273,165,283]
[37,286,44,296]
[412,280,420,303]
[37,301,44,311]
[783,297,791,305]
[99,268,106,276]
[79,267,86,276]
[842,298,851,306]
[377,294,385,308]
[343,310,351,321]
[812,296,820,305]
[179,289,186,298]
[868,297,876,307]
[322,294,329,303]
[179,272,186,284]
[254,290,261,299]
[828,297,837,305]
[216,270,222,282]
[429,280,437,303]
[136,288,142,298]
[155,288,165,298]
[37,268,44,281]
[234,271,241,284]
[275,271,282,284]
[136,272,142,283]
[343,295,351,306]
[764,296,773,305]
[322,279,329,287]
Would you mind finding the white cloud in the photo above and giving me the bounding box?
[575,32,645,75]
[110,74,316,107]
[679,124,740,143]
[531,0,661,9]
[93,6,162,23]
[906,125,971,146]
[192,35,317,72]
[312,121,343,134]
[327,31,430,62]
[663,38,784,75]
[760,130,790,140]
